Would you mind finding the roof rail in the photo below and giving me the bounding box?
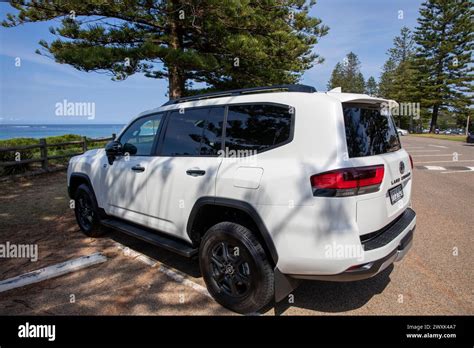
[162,84,316,106]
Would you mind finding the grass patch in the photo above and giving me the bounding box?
[410,134,467,142]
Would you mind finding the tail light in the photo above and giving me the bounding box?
[310,165,384,197]
[409,154,414,169]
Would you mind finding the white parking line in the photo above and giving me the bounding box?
[0,253,107,293]
[113,242,262,315]
[441,167,474,174]
[415,159,474,164]
[428,144,448,149]
[408,150,440,152]
[114,242,211,299]
[157,264,212,299]
[412,154,463,157]
[424,166,446,170]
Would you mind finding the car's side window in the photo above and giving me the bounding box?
[119,113,163,156]
[225,104,292,153]
[160,107,225,156]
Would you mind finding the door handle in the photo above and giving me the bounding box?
[186,169,206,176]
[131,165,145,172]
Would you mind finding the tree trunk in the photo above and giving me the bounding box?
[168,65,185,100]
[430,104,439,133]
[167,1,185,100]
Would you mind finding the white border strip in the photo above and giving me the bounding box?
[424,166,446,171]
[114,242,211,298]
[412,154,463,157]
[157,264,212,299]
[114,242,261,315]
[415,159,474,164]
[441,167,474,174]
[0,253,107,293]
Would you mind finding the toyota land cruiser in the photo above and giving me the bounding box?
[67,84,416,313]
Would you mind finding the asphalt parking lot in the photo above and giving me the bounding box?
[0,135,472,315]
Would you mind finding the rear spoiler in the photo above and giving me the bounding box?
[326,92,399,110]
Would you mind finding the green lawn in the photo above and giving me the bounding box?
[410,134,467,142]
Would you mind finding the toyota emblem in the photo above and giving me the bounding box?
[399,161,405,174]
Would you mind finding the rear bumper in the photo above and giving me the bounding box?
[291,226,414,281]
[273,208,416,301]
[274,223,415,301]
[273,206,416,277]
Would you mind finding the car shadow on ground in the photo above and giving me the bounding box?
[270,265,393,315]
[108,230,202,278]
[107,229,394,316]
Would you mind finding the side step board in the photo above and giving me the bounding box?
[101,218,198,258]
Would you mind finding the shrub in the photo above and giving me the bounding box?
[0,134,110,176]
[0,138,38,176]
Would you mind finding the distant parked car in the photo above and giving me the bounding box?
[467,132,474,143]
[435,128,440,134]
[422,128,430,134]
[397,128,409,136]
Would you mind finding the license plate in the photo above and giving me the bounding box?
[389,184,404,205]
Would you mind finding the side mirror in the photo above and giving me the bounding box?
[105,140,122,165]
[122,143,137,156]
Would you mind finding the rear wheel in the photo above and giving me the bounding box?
[199,222,274,313]
[74,184,106,237]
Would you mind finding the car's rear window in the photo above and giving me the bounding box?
[343,103,401,158]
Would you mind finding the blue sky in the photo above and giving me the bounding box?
[0,0,423,124]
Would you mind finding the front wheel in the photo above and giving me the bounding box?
[74,184,106,237]
[199,222,274,314]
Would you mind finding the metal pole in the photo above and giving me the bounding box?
[466,115,470,136]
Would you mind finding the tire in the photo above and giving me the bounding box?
[199,222,274,314]
[74,184,106,237]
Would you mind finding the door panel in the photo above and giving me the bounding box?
[106,156,148,212]
[146,157,221,240]
[104,113,163,223]
[145,107,225,240]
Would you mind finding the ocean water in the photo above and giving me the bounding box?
[0,124,126,140]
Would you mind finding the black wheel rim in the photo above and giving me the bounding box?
[209,241,252,298]
[77,194,94,230]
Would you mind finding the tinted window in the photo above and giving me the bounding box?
[161,107,224,156]
[343,103,401,158]
[119,113,163,155]
[225,104,292,153]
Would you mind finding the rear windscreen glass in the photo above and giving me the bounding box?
[343,103,401,158]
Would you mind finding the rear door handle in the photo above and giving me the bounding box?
[186,169,206,176]
[131,165,145,172]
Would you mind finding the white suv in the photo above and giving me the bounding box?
[67,85,416,313]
